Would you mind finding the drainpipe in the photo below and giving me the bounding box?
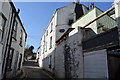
[2,2,20,79]
[1,5,14,80]
[114,0,120,27]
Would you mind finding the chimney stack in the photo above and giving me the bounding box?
[90,2,94,9]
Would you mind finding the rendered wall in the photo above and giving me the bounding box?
[54,27,83,78]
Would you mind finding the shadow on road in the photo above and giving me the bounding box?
[20,60,54,79]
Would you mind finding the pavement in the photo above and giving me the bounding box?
[14,60,55,80]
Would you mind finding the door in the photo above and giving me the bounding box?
[107,50,120,80]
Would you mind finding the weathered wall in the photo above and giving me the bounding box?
[84,49,108,78]
[0,2,12,79]
[43,51,55,72]
[6,14,27,78]
[40,3,88,62]
[0,2,3,74]
[40,11,57,60]
[55,43,65,78]
[0,2,27,78]
[54,27,84,78]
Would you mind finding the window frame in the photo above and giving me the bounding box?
[50,22,53,33]
[13,20,18,40]
[0,13,7,42]
[50,36,52,49]
[19,30,23,47]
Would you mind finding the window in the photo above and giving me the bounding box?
[13,20,18,39]
[19,30,23,46]
[50,36,52,49]
[0,14,6,42]
[50,22,53,33]
[46,30,48,36]
[45,42,47,52]
[43,45,45,54]
[7,48,14,71]
[44,35,45,42]
[18,54,22,70]
[49,55,52,69]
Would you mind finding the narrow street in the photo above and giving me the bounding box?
[19,60,54,79]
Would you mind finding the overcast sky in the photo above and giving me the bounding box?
[14,2,113,52]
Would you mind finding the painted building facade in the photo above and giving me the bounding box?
[0,1,27,79]
[39,3,88,69]
[39,2,120,79]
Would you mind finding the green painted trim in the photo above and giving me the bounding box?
[72,6,116,26]
[95,6,116,21]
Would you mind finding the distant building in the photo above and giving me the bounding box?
[0,1,27,79]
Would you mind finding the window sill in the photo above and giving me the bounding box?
[19,43,23,47]
[12,37,17,41]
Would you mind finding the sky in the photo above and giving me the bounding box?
[13,2,113,52]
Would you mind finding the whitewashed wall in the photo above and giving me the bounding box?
[54,43,65,78]
[56,4,76,41]
[40,3,89,78]
[7,16,27,78]
[54,27,84,78]
[43,51,55,72]
[0,2,12,79]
